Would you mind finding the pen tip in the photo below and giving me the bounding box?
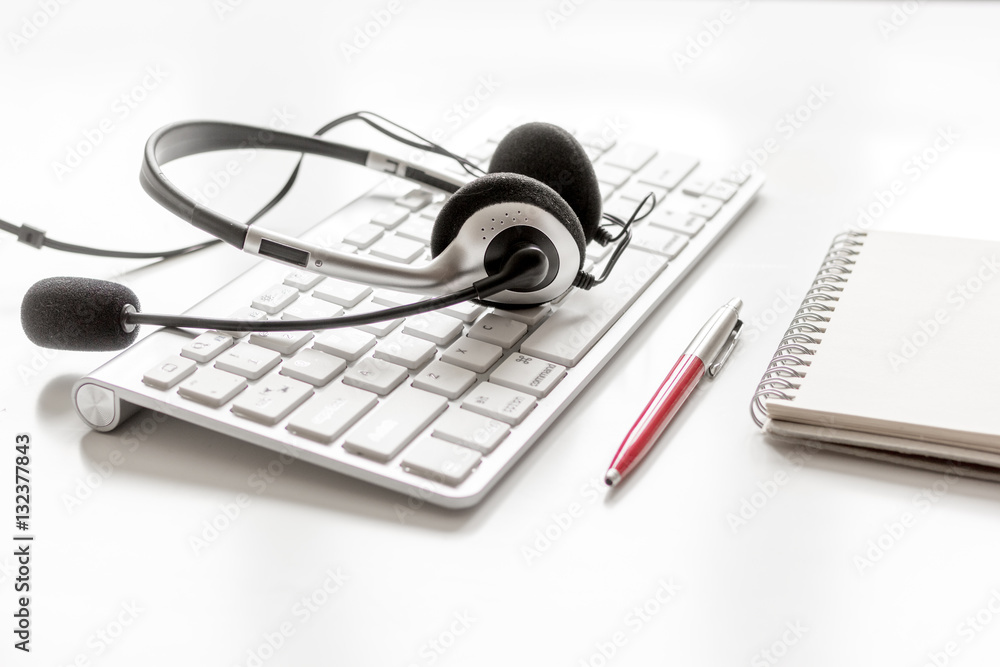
[605,470,621,487]
[727,297,743,312]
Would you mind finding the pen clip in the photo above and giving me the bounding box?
[707,319,742,379]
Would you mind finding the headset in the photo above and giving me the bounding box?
[16,111,647,352]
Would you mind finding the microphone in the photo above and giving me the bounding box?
[21,277,141,351]
[21,247,550,352]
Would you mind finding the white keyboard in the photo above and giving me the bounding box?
[73,116,764,508]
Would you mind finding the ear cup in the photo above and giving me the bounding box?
[430,172,586,265]
[487,122,603,243]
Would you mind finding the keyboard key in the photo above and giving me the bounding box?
[432,407,509,453]
[490,353,566,398]
[440,300,486,323]
[594,163,631,188]
[586,243,613,264]
[371,205,411,229]
[374,333,436,369]
[441,337,502,373]
[598,181,616,201]
[395,216,435,244]
[142,355,197,390]
[403,312,463,345]
[343,223,384,249]
[395,189,434,212]
[371,289,424,308]
[617,182,667,205]
[351,302,403,336]
[461,382,536,425]
[723,168,751,185]
[411,360,477,399]
[231,375,313,425]
[603,143,657,172]
[283,270,324,291]
[251,285,299,314]
[178,368,247,407]
[314,278,372,308]
[520,249,667,366]
[690,196,722,219]
[314,328,376,360]
[467,313,528,348]
[368,235,425,263]
[214,343,282,380]
[181,332,234,362]
[418,201,444,220]
[286,383,378,443]
[648,210,705,236]
[249,330,314,355]
[343,356,408,395]
[401,437,481,485]
[343,387,447,462]
[281,296,344,321]
[220,307,267,338]
[683,178,737,205]
[280,348,347,386]
[576,129,616,152]
[315,239,357,255]
[704,181,738,202]
[638,153,699,190]
[499,304,551,327]
[681,178,712,197]
[603,196,641,222]
[631,227,689,259]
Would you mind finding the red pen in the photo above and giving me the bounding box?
[605,297,743,487]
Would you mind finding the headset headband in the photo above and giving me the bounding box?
[140,120,464,250]
[138,120,584,303]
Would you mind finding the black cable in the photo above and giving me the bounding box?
[126,245,549,333]
[129,283,481,333]
[574,193,654,290]
[43,236,220,259]
[0,216,223,259]
[591,227,632,287]
[593,193,654,285]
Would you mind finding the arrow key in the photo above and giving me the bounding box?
[231,375,313,425]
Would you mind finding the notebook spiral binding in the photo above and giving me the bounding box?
[750,231,868,427]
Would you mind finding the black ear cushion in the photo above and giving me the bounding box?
[430,172,585,264]
[487,122,602,243]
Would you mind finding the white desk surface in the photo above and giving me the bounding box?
[3,1,1000,664]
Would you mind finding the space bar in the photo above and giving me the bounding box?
[520,249,668,366]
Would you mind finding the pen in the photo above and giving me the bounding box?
[604,297,744,487]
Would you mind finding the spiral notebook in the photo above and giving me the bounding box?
[751,230,1000,481]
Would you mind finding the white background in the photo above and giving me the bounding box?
[3,1,1000,665]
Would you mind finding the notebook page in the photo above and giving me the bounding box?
[765,231,1000,450]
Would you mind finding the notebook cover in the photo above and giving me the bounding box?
[763,231,1000,450]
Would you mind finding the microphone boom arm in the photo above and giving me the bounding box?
[125,246,550,334]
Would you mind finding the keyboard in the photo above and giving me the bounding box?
[73,114,764,508]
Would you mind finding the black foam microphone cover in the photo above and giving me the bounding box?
[488,122,603,243]
[21,277,140,351]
